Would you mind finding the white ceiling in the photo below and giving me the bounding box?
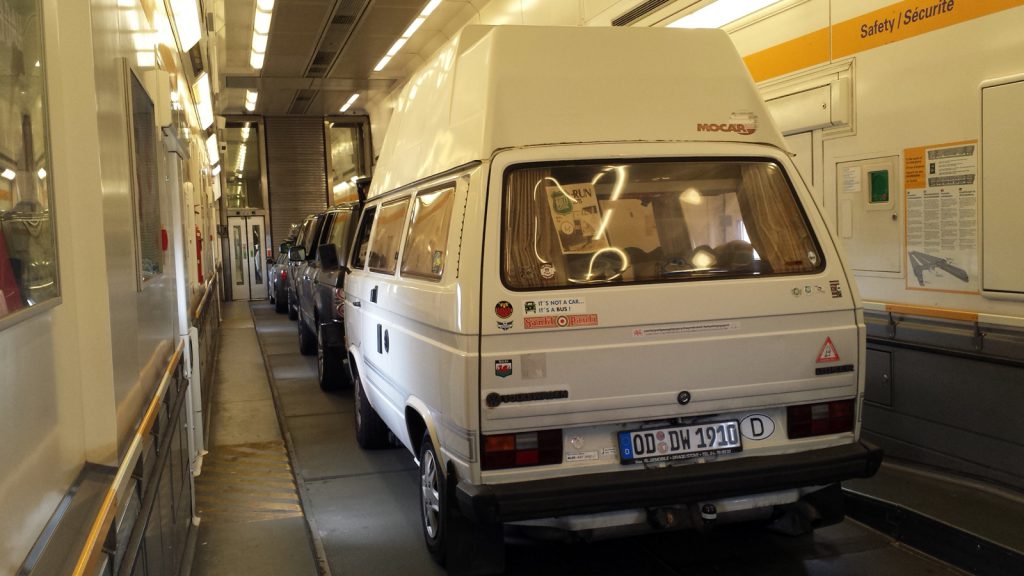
[212,0,485,116]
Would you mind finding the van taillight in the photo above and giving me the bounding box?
[481,430,562,470]
[787,400,855,439]
[281,269,287,280]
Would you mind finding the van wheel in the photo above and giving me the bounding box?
[297,316,316,355]
[420,430,506,573]
[316,324,346,391]
[420,431,447,563]
[354,371,389,449]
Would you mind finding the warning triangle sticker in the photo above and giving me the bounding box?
[817,337,840,363]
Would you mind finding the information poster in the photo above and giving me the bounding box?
[546,183,609,254]
[903,140,979,293]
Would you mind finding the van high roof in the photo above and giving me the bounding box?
[370,25,786,197]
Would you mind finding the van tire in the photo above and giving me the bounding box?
[297,316,316,355]
[354,371,389,449]
[420,431,447,563]
[316,324,347,391]
[420,430,506,574]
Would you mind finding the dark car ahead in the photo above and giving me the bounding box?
[286,214,319,321]
[294,202,361,390]
[268,242,292,313]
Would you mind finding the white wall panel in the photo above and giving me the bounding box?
[0,0,124,570]
[91,0,180,455]
[823,7,1024,316]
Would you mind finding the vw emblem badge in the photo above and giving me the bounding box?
[677,391,691,405]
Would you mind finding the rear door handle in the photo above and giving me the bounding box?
[352,301,361,308]
[370,285,378,303]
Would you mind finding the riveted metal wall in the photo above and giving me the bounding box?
[863,311,1024,491]
[265,117,328,255]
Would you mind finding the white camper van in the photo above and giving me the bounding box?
[344,25,882,570]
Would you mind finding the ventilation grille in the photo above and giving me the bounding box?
[612,0,676,26]
[287,89,318,115]
[304,0,366,78]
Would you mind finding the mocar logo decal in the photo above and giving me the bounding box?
[697,122,757,135]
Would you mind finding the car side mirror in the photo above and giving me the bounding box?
[318,243,340,271]
[288,246,306,262]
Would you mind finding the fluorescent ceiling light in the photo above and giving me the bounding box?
[206,133,220,166]
[667,0,781,29]
[245,100,257,112]
[373,55,392,72]
[402,17,425,38]
[421,0,442,17]
[340,93,359,112]
[256,0,275,10]
[254,10,272,34]
[37,168,47,180]
[245,90,259,105]
[386,37,408,57]
[212,164,222,176]
[193,72,214,130]
[1,168,16,180]
[169,0,202,52]
[251,32,268,53]
[250,50,265,69]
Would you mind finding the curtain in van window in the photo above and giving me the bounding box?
[504,167,569,288]
[736,164,818,273]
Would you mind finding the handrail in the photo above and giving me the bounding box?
[194,271,219,322]
[72,339,186,576]
[882,302,978,323]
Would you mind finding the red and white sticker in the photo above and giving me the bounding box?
[817,337,840,363]
[524,314,598,330]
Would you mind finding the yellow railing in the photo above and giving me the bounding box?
[72,339,185,576]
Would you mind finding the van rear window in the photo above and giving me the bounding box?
[501,160,823,290]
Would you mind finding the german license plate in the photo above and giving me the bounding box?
[618,421,742,464]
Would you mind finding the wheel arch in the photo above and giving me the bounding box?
[405,398,439,464]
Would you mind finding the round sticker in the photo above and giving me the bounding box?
[556,316,568,327]
[495,301,513,319]
[560,221,575,235]
[539,264,556,279]
[739,414,775,440]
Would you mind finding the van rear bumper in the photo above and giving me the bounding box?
[455,441,882,523]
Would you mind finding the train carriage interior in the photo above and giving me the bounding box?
[2,1,1023,575]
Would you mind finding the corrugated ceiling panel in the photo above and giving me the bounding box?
[265,116,327,253]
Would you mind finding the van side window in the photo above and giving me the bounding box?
[368,197,410,274]
[401,187,456,280]
[326,210,355,258]
[502,160,823,290]
[351,207,376,270]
